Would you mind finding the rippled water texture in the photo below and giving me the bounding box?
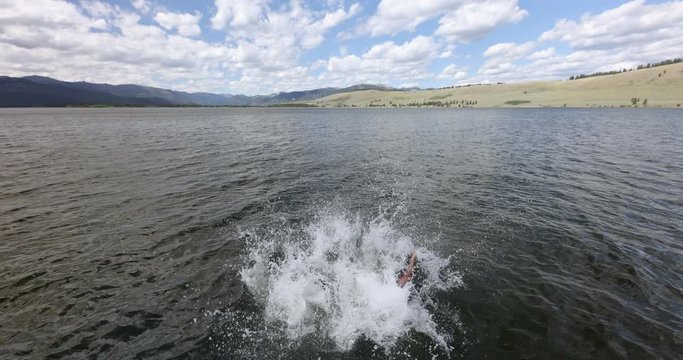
[1,108,682,359]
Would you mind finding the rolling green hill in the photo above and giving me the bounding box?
[302,62,683,108]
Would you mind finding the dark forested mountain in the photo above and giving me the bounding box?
[0,76,395,107]
[0,76,173,107]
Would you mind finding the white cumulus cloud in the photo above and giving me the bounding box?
[131,0,152,13]
[540,0,683,51]
[357,0,527,43]
[483,41,535,58]
[363,0,462,36]
[154,11,202,37]
[439,64,468,80]
[322,35,438,86]
[436,0,527,42]
[527,47,556,61]
[211,0,266,30]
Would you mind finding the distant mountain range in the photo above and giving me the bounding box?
[0,75,396,107]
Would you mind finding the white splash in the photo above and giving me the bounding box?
[240,209,461,351]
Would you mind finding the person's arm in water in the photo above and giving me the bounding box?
[397,250,417,288]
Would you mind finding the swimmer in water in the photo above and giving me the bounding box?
[397,250,417,288]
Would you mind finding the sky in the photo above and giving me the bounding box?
[0,0,682,95]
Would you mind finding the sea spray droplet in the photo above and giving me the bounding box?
[240,208,462,352]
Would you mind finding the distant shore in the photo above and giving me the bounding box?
[2,62,682,109]
[298,62,683,109]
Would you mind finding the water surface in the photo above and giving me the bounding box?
[1,108,681,359]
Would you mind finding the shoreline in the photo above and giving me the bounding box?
[300,62,683,109]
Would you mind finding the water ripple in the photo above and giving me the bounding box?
[0,108,681,359]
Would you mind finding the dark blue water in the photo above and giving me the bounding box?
[0,108,681,359]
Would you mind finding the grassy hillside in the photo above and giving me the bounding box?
[303,62,683,108]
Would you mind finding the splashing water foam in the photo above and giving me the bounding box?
[239,209,462,353]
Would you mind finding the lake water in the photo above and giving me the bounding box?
[1,108,681,359]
